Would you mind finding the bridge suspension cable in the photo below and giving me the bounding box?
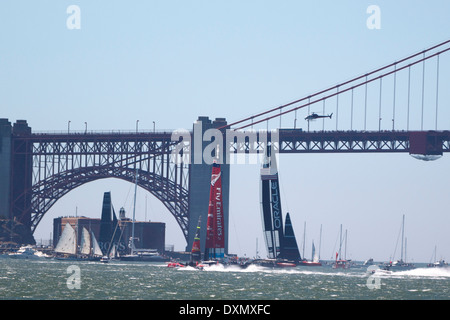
[220,39,450,131]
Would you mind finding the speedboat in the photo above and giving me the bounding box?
[8,246,40,259]
[427,259,448,268]
[120,249,170,262]
[382,260,415,271]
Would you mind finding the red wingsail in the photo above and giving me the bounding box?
[204,162,225,259]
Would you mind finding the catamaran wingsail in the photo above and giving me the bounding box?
[282,212,301,261]
[256,150,300,268]
[167,215,203,268]
[191,215,202,263]
[259,152,284,259]
[204,162,225,260]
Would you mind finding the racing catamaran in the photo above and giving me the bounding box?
[256,150,298,268]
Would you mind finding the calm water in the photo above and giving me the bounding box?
[1,256,450,300]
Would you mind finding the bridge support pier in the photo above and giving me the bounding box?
[187,116,230,255]
[0,119,12,220]
[0,119,35,244]
[10,121,33,229]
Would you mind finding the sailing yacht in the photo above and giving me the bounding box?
[54,224,103,261]
[298,241,322,266]
[382,215,415,271]
[297,222,322,267]
[120,170,169,262]
[332,225,350,269]
[427,246,448,268]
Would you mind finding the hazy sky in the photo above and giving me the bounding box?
[2,1,450,263]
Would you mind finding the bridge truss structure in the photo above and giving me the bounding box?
[5,39,450,246]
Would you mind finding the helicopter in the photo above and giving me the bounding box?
[305,112,333,121]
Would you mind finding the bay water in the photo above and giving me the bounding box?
[1,257,449,301]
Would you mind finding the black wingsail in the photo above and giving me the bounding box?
[99,192,113,255]
[280,212,301,261]
[260,153,284,259]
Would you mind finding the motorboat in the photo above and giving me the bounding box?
[8,246,40,259]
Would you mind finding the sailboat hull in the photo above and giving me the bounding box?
[54,254,102,261]
[120,254,170,262]
[297,261,322,267]
[244,259,296,269]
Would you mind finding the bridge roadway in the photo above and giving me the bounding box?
[25,128,450,155]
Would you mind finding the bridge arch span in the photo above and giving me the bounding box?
[30,166,189,239]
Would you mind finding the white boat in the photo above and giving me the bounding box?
[8,245,40,259]
[427,246,448,268]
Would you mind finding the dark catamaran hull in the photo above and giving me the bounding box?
[120,253,170,262]
[243,259,296,269]
[297,260,322,267]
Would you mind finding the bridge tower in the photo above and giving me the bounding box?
[188,116,230,254]
[0,119,12,221]
[0,119,33,225]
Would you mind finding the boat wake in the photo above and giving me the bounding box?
[374,267,450,279]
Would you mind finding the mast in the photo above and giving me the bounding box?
[130,120,139,256]
[302,221,306,259]
[76,218,79,255]
[400,214,405,262]
[338,224,342,260]
[405,237,408,263]
[130,168,138,255]
[319,224,322,260]
[344,229,348,261]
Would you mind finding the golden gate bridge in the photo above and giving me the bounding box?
[2,39,450,251]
